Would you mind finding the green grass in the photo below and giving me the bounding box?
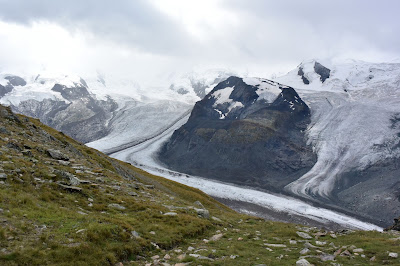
[0,105,400,265]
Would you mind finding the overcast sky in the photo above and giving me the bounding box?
[0,0,399,84]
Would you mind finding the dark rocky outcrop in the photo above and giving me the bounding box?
[298,67,310,85]
[297,62,331,84]
[51,83,90,101]
[5,76,27,87]
[314,62,331,83]
[0,75,26,97]
[0,84,12,98]
[385,216,400,231]
[159,76,316,192]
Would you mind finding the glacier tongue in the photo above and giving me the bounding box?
[277,60,400,199]
[285,90,400,198]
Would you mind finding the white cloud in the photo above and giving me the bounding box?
[0,0,399,86]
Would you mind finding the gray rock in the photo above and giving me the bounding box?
[304,242,317,249]
[58,183,82,193]
[164,212,178,216]
[6,142,22,151]
[196,208,210,219]
[131,231,140,239]
[55,170,84,185]
[211,216,222,222]
[353,248,364,253]
[320,253,336,261]
[5,76,26,87]
[0,127,9,134]
[128,191,138,197]
[340,250,352,256]
[108,204,126,210]
[264,243,287,248]
[58,160,70,166]
[47,149,69,161]
[296,258,311,266]
[210,233,223,241]
[188,254,214,261]
[389,252,398,258]
[194,201,205,208]
[21,150,32,156]
[297,231,312,239]
[0,173,7,179]
[299,248,310,255]
[314,61,331,83]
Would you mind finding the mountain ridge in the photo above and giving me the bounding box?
[158,76,316,192]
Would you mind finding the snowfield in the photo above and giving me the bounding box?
[276,59,400,199]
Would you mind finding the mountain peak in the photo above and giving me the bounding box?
[159,75,315,192]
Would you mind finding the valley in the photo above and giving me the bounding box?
[2,59,400,229]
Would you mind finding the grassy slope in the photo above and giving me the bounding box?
[0,105,399,265]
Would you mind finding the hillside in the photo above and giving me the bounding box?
[1,104,400,265]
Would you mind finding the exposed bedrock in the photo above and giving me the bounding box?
[158,76,316,192]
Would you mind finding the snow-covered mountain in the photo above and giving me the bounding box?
[0,73,120,143]
[274,59,400,225]
[158,76,316,191]
[167,69,236,99]
[0,69,226,146]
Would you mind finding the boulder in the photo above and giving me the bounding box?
[195,208,210,219]
[296,258,311,266]
[108,204,126,210]
[297,231,312,239]
[47,149,69,161]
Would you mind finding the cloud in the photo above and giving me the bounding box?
[0,0,399,82]
[0,0,194,55]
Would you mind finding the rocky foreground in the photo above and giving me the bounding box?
[1,104,400,265]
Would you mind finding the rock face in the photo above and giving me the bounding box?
[297,61,331,84]
[385,216,400,231]
[159,76,316,191]
[297,67,310,85]
[0,75,26,97]
[314,62,331,82]
[11,78,118,143]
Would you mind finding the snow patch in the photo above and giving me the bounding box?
[212,86,235,105]
[243,77,281,103]
[211,85,244,119]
